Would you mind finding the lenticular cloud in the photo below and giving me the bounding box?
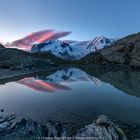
[10,29,72,50]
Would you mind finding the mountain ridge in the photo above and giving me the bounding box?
[31,36,114,60]
[0,32,140,68]
[80,32,140,67]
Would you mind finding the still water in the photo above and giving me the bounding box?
[0,67,140,131]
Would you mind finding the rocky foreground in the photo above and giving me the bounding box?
[0,112,127,140]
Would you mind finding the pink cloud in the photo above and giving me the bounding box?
[9,29,72,50]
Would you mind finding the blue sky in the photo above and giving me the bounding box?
[0,0,140,42]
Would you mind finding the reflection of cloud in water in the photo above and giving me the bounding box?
[18,78,71,92]
[18,68,102,93]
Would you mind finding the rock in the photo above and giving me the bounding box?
[95,115,108,125]
[0,113,16,133]
[0,113,127,140]
[0,113,16,124]
[0,122,11,129]
[0,44,5,48]
[76,115,127,140]
[0,109,4,112]
[1,118,67,138]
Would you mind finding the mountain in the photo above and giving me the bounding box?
[1,32,140,68]
[0,43,5,48]
[31,39,94,60]
[0,47,59,70]
[71,36,115,50]
[31,40,77,60]
[31,37,115,60]
[80,32,140,67]
[3,28,115,55]
[86,36,115,50]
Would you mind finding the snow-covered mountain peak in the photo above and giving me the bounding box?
[86,36,114,50]
[31,36,116,60]
[31,40,76,60]
[31,40,71,51]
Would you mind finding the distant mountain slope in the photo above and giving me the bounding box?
[31,40,77,60]
[80,32,140,67]
[71,36,115,50]
[0,47,58,70]
[86,36,114,50]
[102,33,140,66]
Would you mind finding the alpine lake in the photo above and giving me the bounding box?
[0,67,140,138]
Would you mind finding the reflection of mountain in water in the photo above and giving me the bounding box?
[4,67,139,97]
[18,77,71,92]
[38,68,101,85]
[18,68,101,92]
[82,67,140,98]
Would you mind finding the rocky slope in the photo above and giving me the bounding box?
[81,32,140,67]
[0,47,58,70]
[0,43,5,48]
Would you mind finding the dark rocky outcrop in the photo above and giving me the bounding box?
[76,115,126,140]
[0,112,126,140]
[0,47,79,71]
[0,48,58,70]
[0,43,5,48]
